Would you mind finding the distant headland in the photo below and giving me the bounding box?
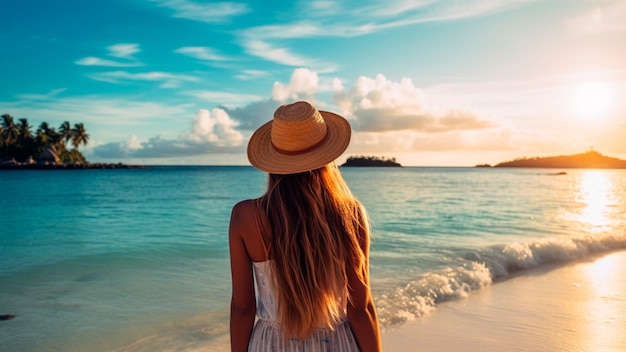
[341,156,402,167]
[476,150,626,169]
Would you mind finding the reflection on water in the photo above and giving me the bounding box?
[568,171,617,232]
[583,254,626,351]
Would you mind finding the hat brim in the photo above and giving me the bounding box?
[247,110,351,174]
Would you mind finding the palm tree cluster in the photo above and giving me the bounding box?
[1,114,90,163]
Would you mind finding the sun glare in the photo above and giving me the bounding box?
[571,82,615,121]
[571,171,615,230]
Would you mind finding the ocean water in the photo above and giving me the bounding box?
[1,166,625,351]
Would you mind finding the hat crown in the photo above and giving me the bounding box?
[271,101,327,152]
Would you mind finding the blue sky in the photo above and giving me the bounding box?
[2,0,625,166]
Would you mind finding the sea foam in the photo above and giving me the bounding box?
[375,233,626,327]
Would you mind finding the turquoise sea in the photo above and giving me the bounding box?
[1,166,626,351]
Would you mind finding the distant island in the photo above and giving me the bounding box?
[342,156,402,167]
[477,150,626,169]
[1,113,141,170]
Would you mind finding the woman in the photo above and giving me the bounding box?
[229,101,381,352]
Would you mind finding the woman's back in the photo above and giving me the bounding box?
[229,101,381,352]
[249,260,359,352]
[258,166,367,339]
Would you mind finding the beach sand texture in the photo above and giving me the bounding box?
[383,250,626,352]
[194,251,626,352]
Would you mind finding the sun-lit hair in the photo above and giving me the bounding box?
[259,162,368,339]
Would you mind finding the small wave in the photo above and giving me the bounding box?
[375,233,626,327]
[476,234,626,278]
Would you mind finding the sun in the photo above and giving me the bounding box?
[571,81,615,121]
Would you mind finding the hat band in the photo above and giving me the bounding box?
[271,132,329,156]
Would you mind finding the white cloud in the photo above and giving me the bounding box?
[16,88,67,100]
[238,1,541,42]
[308,1,341,14]
[241,39,314,67]
[235,69,270,80]
[93,108,245,158]
[272,68,321,102]
[10,64,618,164]
[222,99,280,130]
[76,43,143,67]
[175,46,229,61]
[361,0,540,23]
[333,74,495,132]
[75,57,143,67]
[1,93,207,162]
[234,1,542,69]
[185,90,263,108]
[127,134,143,150]
[2,93,192,128]
[239,38,339,72]
[108,43,140,59]
[223,69,499,151]
[87,71,198,88]
[185,108,244,146]
[150,0,249,23]
[239,0,533,43]
[240,22,327,40]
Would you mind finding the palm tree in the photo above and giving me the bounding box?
[35,121,59,157]
[16,118,34,161]
[0,124,4,154]
[37,122,60,146]
[1,114,19,160]
[17,118,33,140]
[37,122,51,144]
[59,121,73,145]
[71,123,89,150]
[36,122,50,150]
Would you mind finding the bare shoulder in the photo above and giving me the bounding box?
[231,199,256,216]
[229,199,258,236]
[229,198,268,262]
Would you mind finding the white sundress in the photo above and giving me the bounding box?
[248,260,360,352]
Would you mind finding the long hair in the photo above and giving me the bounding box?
[260,162,368,339]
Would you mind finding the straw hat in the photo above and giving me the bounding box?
[247,101,351,174]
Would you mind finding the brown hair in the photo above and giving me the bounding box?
[260,162,368,339]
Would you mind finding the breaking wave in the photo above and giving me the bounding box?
[375,233,626,327]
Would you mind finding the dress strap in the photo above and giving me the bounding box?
[252,198,271,260]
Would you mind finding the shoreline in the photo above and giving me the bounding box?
[0,162,145,170]
[382,250,626,351]
[187,251,626,352]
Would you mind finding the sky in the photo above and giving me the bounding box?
[2,0,625,166]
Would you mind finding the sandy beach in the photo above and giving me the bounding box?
[200,250,626,352]
[382,250,626,352]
